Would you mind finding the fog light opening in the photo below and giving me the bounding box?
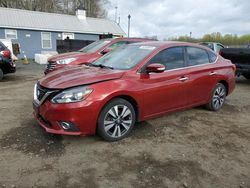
[60,122,71,130]
[59,121,80,132]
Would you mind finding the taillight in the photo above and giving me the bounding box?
[0,50,10,58]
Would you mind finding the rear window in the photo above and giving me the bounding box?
[187,47,210,66]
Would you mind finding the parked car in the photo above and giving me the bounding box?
[220,47,250,79]
[33,42,235,141]
[44,37,154,74]
[200,42,225,53]
[0,41,16,80]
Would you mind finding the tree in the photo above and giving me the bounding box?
[67,0,109,18]
[173,32,250,46]
[0,0,109,18]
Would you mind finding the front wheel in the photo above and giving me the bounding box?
[0,68,3,80]
[206,83,227,111]
[97,98,136,141]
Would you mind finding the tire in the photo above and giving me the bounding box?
[206,83,227,111]
[243,73,250,80]
[0,68,3,81]
[97,98,136,141]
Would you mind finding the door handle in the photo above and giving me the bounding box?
[179,76,189,81]
[209,72,217,76]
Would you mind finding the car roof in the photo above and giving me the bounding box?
[102,37,156,42]
[130,41,205,48]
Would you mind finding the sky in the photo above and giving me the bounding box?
[107,0,250,39]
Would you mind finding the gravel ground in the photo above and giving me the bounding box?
[0,62,250,188]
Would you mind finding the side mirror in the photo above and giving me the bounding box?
[146,63,165,73]
[101,48,112,55]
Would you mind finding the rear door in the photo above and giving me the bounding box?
[185,47,219,106]
[141,47,190,118]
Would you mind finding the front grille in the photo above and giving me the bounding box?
[46,61,56,71]
[36,83,55,102]
[37,84,48,101]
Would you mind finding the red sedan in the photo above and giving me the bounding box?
[44,37,154,74]
[33,41,236,141]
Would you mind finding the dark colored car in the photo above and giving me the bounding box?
[0,41,16,80]
[34,41,235,141]
[45,37,154,74]
[220,47,250,79]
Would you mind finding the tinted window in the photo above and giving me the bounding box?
[148,47,185,70]
[208,50,217,63]
[187,47,209,66]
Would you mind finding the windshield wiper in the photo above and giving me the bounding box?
[89,64,114,70]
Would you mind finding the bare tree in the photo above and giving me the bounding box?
[0,0,109,18]
[59,0,110,18]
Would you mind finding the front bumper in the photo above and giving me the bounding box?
[33,99,99,136]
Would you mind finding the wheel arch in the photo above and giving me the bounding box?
[218,80,229,95]
[99,94,140,122]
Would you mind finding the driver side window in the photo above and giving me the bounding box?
[148,47,185,70]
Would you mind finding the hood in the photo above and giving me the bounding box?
[48,52,85,61]
[39,65,125,89]
[48,52,100,64]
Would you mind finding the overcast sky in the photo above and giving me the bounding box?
[107,0,250,39]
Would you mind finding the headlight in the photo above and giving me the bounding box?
[51,86,93,104]
[56,58,76,64]
[34,83,38,100]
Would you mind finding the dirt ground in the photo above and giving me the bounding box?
[0,62,250,188]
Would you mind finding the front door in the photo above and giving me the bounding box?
[141,47,190,118]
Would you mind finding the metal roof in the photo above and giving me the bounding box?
[0,7,125,35]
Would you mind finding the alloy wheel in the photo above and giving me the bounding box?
[212,86,226,110]
[104,105,133,138]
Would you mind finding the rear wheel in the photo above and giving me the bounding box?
[206,83,227,111]
[243,73,250,80]
[97,98,136,141]
[0,68,3,80]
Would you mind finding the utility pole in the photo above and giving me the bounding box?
[190,32,192,40]
[128,14,131,38]
[118,15,121,25]
[115,6,118,23]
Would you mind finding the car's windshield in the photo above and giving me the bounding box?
[79,39,112,53]
[92,44,156,70]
